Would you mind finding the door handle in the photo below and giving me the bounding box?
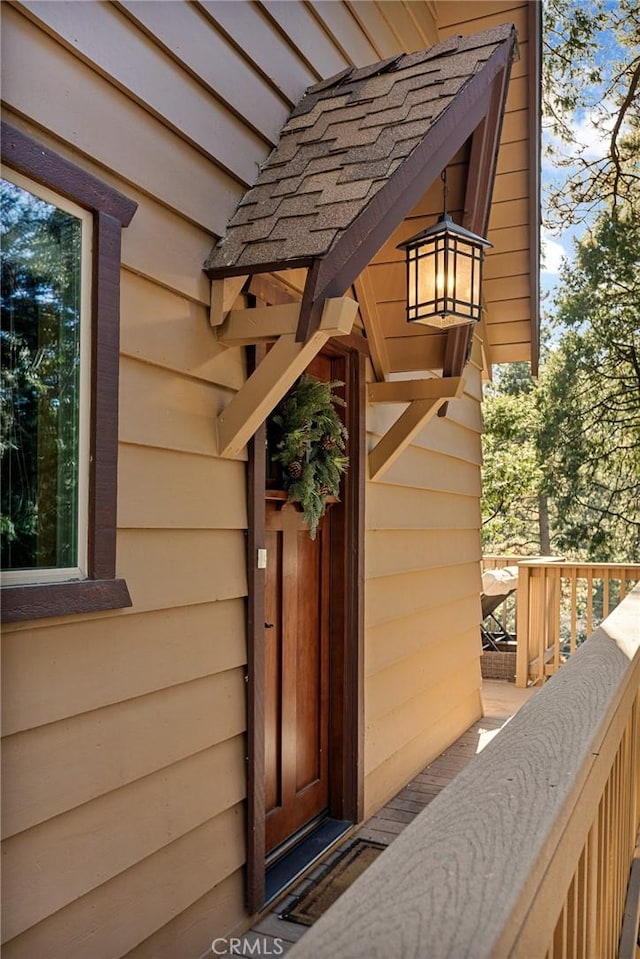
[265,622,274,629]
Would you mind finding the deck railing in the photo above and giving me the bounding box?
[515,560,640,687]
[482,554,560,644]
[288,586,640,959]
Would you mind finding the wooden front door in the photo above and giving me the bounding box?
[264,351,337,857]
[264,499,331,854]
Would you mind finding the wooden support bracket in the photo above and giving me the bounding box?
[368,376,465,481]
[216,296,358,458]
[210,276,249,327]
[353,270,390,381]
[368,376,463,404]
[215,302,302,346]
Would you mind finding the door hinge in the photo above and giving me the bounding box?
[257,548,267,569]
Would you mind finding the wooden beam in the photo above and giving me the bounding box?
[209,275,248,327]
[216,302,302,346]
[353,270,390,381]
[368,376,463,405]
[216,297,358,458]
[441,60,512,414]
[369,398,447,481]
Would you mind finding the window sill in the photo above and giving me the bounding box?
[1,579,132,623]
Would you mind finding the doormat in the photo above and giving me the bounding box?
[281,839,386,926]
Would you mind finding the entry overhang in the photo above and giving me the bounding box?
[204,21,537,468]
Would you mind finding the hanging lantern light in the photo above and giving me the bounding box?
[397,171,492,329]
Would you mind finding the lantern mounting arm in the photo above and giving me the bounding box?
[367,376,465,480]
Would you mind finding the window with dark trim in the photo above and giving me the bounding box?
[1,123,137,622]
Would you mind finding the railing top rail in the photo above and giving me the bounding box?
[517,560,640,572]
[288,586,640,959]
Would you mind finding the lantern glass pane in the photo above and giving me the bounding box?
[420,247,435,312]
[455,247,473,315]
[436,244,447,302]
[472,249,481,306]
[408,254,416,319]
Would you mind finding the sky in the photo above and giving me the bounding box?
[538,1,625,303]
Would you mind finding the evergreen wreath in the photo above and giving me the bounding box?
[269,375,349,539]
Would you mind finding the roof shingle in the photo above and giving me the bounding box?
[205,23,516,275]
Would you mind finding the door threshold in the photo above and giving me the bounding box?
[264,818,351,907]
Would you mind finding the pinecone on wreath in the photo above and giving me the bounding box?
[288,460,303,479]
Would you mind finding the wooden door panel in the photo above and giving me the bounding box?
[295,527,329,794]
[265,501,330,854]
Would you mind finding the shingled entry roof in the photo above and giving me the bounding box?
[205,24,517,281]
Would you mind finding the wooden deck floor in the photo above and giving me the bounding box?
[230,680,536,956]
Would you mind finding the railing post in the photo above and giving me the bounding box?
[515,563,531,688]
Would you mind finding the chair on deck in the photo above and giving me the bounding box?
[481,566,519,652]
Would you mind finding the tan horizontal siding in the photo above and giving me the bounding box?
[1,8,243,235]
[496,137,529,175]
[366,486,480,531]
[16,0,269,184]
[485,249,530,281]
[366,593,482,677]
[489,223,530,255]
[118,446,248,530]
[347,0,406,58]
[366,627,482,726]
[491,342,531,363]
[118,0,291,143]
[493,168,529,205]
[501,106,529,145]
[363,446,481,496]
[260,0,350,77]
[364,690,481,817]
[198,0,317,102]
[2,669,246,839]
[120,274,245,387]
[309,2,379,64]
[367,399,483,457]
[376,0,435,51]
[2,735,245,942]
[123,868,246,959]
[437,3,528,42]
[488,296,531,325]
[363,362,484,818]
[2,108,217,307]
[117,529,247,612]
[1,599,247,735]
[365,654,480,773]
[365,528,481,580]
[487,319,531,347]
[2,802,245,959]
[119,356,245,460]
[485,272,530,302]
[366,560,481,628]
[121,194,217,298]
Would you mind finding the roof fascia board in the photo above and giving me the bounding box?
[440,57,513,412]
[527,0,542,375]
[296,29,517,340]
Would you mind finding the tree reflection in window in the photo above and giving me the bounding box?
[1,178,85,573]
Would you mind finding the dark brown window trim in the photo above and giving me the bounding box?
[1,123,137,623]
